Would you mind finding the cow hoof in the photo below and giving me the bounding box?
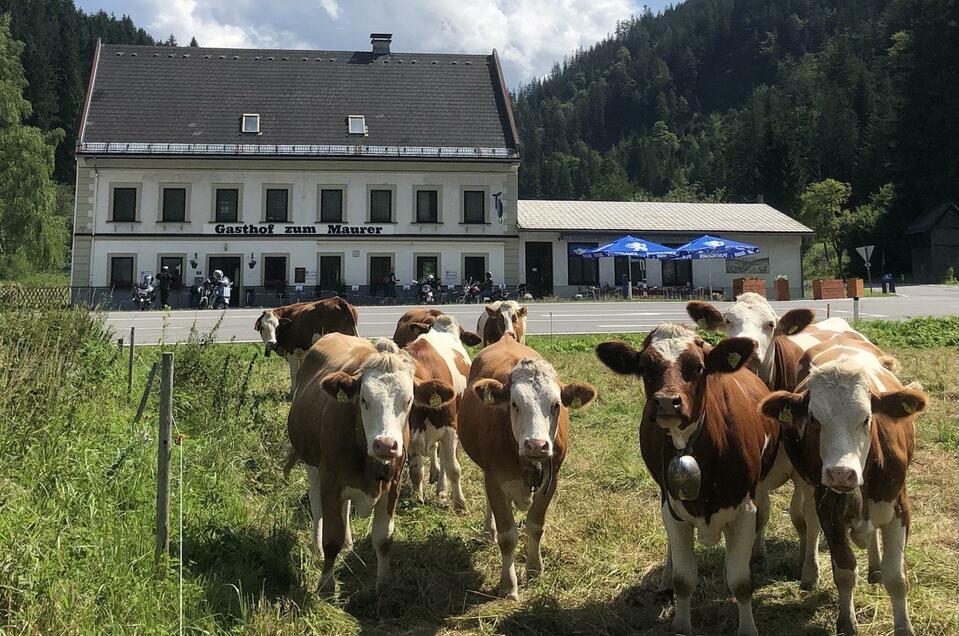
[894,624,915,636]
[867,569,882,584]
[526,567,541,582]
[428,467,440,484]
[738,626,759,636]
[836,617,859,636]
[498,586,519,601]
[799,576,818,591]
[452,500,467,515]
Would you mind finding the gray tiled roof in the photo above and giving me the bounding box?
[518,200,813,234]
[81,44,517,155]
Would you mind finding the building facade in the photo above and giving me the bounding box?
[907,202,959,283]
[72,36,520,307]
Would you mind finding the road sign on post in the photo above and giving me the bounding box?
[855,245,875,292]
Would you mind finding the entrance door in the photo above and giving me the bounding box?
[208,256,241,306]
[525,242,553,297]
[369,255,393,295]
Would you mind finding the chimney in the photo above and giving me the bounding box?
[371,33,392,55]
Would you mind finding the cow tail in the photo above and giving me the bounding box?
[282,443,298,478]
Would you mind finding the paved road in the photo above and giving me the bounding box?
[104,284,958,344]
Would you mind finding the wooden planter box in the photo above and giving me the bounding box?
[733,277,766,298]
[775,279,790,301]
[845,278,865,298]
[813,278,846,300]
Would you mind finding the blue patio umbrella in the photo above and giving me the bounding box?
[668,235,760,296]
[582,236,676,299]
[672,234,759,259]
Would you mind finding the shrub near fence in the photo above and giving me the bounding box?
[0,286,70,310]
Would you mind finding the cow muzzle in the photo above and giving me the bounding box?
[520,437,552,460]
[823,465,860,492]
[371,435,401,460]
[264,342,276,357]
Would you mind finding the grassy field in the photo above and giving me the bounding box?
[1,312,956,635]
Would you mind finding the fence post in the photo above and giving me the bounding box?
[826,303,831,319]
[127,327,136,397]
[156,351,173,562]
[853,297,860,322]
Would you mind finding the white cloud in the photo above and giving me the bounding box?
[79,0,655,84]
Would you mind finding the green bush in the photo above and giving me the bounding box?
[854,316,958,348]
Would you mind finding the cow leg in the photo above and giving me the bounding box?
[867,529,882,584]
[428,441,440,485]
[659,544,673,593]
[724,501,759,636]
[662,501,696,635]
[438,427,466,513]
[409,452,426,503]
[371,493,396,591]
[286,355,298,400]
[485,475,519,600]
[881,516,914,635]
[318,487,345,596]
[797,480,821,590]
[484,500,497,541]
[751,484,770,569]
[525,476,556,580]
[305,465,323,556]
[342,499,353,552]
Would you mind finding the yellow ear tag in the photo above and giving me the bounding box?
[696,318,707,329]
[902,401,916,415]
[336,389,349,403]
[484,386,494,404]
[429,392,442,408]
[787,324,798,334]
[779,406,793,424]
[728,352,742,368]
[570,396,582,410]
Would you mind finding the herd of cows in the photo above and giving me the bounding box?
[252,294,927,636]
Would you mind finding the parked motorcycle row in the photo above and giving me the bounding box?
[132,270,231,311]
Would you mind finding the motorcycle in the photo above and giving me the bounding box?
[132,277,156,311]
[413,278,435,304]
[197,277,231,309]
[456,278,482,304]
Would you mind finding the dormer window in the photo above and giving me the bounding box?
[241,113,260,134]
[348,115,367,136]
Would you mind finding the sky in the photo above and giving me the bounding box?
[75,0,675,87]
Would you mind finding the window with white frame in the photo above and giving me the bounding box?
[348,115,367,135]
[241,113,260,133]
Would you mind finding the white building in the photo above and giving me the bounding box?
[517,201,812,298]
[71,35,812,307]
[72,35,521,306]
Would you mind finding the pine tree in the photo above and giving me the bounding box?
[189,36,198,47]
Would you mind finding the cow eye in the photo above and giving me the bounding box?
[553,402,561,412]
[862,416,871,429]
[511,401,518,410]
[765,321,775,330]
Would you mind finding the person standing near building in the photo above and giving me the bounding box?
[386,269,397,299]
[156,265,173,308]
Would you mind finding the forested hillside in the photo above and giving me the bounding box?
[514,0,959,273]
[0,0,157,182]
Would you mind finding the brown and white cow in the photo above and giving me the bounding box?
[285,333,454,593]
[255,297,358,397]
[597,324,777,636]
[761,335,926,636]
[458,335,595,600]
[476,300,528,347]
[403,315,474,512]
[393,307,483,349]
[687,292,870,587]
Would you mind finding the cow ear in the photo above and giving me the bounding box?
[414,379,456,409]
[473,378,509,404]
[485,303,499,316]
[517,305,528,318]
[686,301,724,331]
[561,381,597,410]
[459,328,483,347]
[596,340,643,375]
[409,322,431,336]
[760,390,809,427]
[871,388,927,419]
[254,316,263,332]
[705,337,755,374]
[320,371,360,402]
[775,308,815,336]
